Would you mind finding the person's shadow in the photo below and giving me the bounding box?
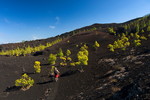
[60,70,78,77]
[37,70,78,85]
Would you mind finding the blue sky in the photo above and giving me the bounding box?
[0,0,150,44]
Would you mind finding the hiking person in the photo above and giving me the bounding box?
[49,66,60,82]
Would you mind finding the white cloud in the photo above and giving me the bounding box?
[49,25,56,29]
[32,34,40,40]
[0,41,9,44]
[48,16,60,29]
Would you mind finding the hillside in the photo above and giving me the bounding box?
[0,15,150,100]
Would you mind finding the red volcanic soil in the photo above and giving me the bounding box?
[0,29,150,100]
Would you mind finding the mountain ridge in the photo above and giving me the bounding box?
[0,14,150,100]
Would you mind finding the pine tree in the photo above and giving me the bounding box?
[77,45,89,72]
[15,73,34,90]
[66,49,71,56]
[136,24,140,32]
[147,26,150,31]
[66,49,72,65]
[34,61,41,73]
[124,24,128,30]
[48,54,57,65]
[141,29,144,33]
[93,41,100,50]
[148,20,150,26]
[57,48,64,57]
[108,27,116,34]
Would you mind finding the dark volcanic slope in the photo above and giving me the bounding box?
[0,29,150,100]
[0,15,150,100]
[0,29,116,100]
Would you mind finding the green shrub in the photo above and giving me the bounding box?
[77,46,89,66]
[15,73,34,91]
[130,33,134,37]
[70,62,76,66]
[0,38,62,56]
[60,56,66,61]
[107,35,130,52]
[66,49,71,56]
[67,57,72,61]
[93,41,100,50]
[76,44,79,47]
[75,61,81,65]
[48,54,57,65]
[134,40,141,46]
[147,26,150,31]
[34,61,41,73]
[57,48,64,57]
[141,29,144,33]
[60,62,67,66]
[140,36,147,40]
[108,27,116,34]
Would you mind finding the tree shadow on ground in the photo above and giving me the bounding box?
[32,51,43,56]
[41,63,50,66]
[4,86,21,92]
[22,72,35,75]
[36,80,53,85]
[60,70,79,77]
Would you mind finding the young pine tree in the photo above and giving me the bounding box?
[66,49,72,64]
[66,49,71,56]
[48,54,57,65]
[93,41,100,50]
[77,46,89,72]
[60,56,67,66]
[15,73,34,91]
[141,29,144,33]
[57,48,64,57]
[147,26,150,31]
[34,61,41,73]
[108,27,116,34]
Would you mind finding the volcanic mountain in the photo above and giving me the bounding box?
[0,15,150,100]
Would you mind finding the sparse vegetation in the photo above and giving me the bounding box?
[59,49,72,66]
[34,61,41,73]
[147,26,150,31]
[76,44,79,47]
[108,31,149,52]
[108,27,116,34]
[15,73,34,91]
[134,39,141,46]
[66,49,71,56]
[57,48,64,57]
[60,56,67,66]
[0,38,62,56]
[108,34,130,51]
[67,40,70,43]
[77,45,89,72]
[93,41,100,50]
[1,14,150,100]
[70,62,76,66]
[48,54,57,65]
